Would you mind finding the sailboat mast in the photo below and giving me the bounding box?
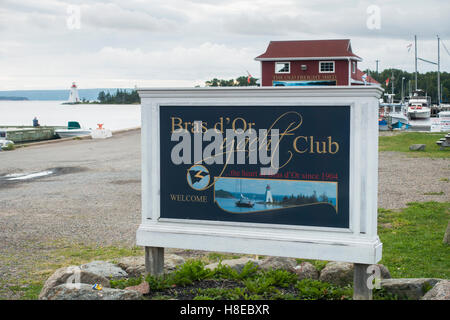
[415,35,418,91]
[437,35,441,106]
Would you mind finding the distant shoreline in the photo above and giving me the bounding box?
[0,96,28,101]
[0,88,133,101]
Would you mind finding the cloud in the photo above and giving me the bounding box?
[0,0,448,89]
[79,3,182,32]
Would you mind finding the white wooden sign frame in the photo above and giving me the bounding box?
[137,86,383,265]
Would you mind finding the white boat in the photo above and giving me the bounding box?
[55,121,91,138]
[407,90,431,119]
[379,93,409,129]
[390,111,409,126]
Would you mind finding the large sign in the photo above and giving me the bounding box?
[137,87,383,264]
[160,105,349,228]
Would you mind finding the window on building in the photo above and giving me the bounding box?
[319,61,335,73]
[275,62,290,73]
[352,61,356,73]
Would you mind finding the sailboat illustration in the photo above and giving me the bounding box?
[235,179,255,208]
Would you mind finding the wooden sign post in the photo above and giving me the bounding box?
[137,86,383,300]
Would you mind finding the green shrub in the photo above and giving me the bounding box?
[261,269,298,288]
[110,277,142,289]
[211,263,239,280]
[1,143,15,151]
[244,277,277,295]
[295,279,352,300]
[236,262,259,280]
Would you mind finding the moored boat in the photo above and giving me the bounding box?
[55,121,91,138]
[407,90,431,119]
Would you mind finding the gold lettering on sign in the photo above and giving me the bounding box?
[272,75,337,81]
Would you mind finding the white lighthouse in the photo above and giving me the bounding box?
[68,82,80,103]
[265,184,273,203]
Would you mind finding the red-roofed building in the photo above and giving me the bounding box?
[255,39,379,87]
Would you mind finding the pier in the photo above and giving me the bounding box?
[0,126,65,144]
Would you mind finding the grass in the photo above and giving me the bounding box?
[0,240,144,300]
[3,201,449,300]
[1,143,15,151]
[5,283,42,300]
[423,191,445,196]
[378,202,450,279]
[379,132,450,158]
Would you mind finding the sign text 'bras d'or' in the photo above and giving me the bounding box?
[160,105,350,229]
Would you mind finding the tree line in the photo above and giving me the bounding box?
[204,76,258,87]
[97,89,140,104]
[276,191,332,206]
[95,76,258,104]
[94,71,449,104]
[364,69,450,103]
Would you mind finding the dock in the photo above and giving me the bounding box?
[0,126,65,144]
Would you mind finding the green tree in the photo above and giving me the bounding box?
[205,75,259,87]
[96,89,140,104]
[366,69,450,103]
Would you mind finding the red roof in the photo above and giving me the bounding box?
[353,68,379,85]
[255,39,361,61]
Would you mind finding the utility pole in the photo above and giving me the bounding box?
[415,35,418,91]
[401,77,405,103]
[375,60,379,74]
[437,35,441,105]
[391,71,395,96]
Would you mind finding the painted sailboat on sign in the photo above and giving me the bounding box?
[235,178,255,208]
[214,177,337,214]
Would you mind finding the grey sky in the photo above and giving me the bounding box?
[0,0,449,90]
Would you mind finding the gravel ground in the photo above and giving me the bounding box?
[0,129,448,299]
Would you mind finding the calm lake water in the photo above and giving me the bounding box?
[215,196,337,214]
[0,100,140,130]
[215,197,285,213]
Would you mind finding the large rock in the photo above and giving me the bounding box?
[319,262,390,287]
[205,257,260,273]
[39,266,110,300]
[421,280,450,300]
[165,254,186,271]
[319,262,354,286]
[381,278,443,300]
[125,281,150,295]
[80,261,128,279]
[116,254,185,277]
[443,221,450,245]
[259,256,297,272]
[294,262,319,280]
[41,283,142,300]
[116,256,145,277]
[377,264,392,279]
[409,144,426,151]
